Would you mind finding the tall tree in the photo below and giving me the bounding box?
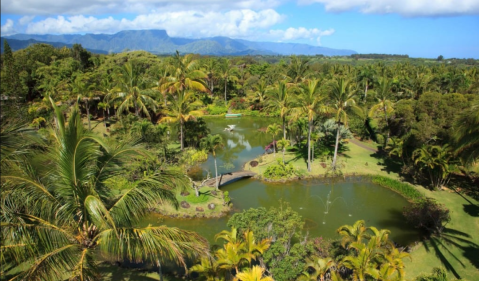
[369,76,394,147]
[296,79,330,172]
[71,73,97,131]
[160,90,202,150]
[161,51,209,95]
[266,81,292,141]
[113,61,157,119]
[329,78,360,170]
[452,97,479,166]
[200,134,224,190]
[219,59,238,105]
[266,123,282,158]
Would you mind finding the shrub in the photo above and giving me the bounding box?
[263,159,296,179]
[206,105,228,115]
[371,175,425,201]
[403,198,450,235]
[229,97,248,110]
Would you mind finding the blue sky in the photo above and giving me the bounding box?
[1,0,478,58]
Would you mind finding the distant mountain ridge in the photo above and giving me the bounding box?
[4,29,356,56]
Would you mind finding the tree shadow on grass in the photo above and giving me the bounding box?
[368,151,403,175]
[463,204,479,217]
[422,227,479,279]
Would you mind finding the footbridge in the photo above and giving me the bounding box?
[204,171,257,188]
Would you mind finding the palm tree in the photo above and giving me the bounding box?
[276,138,290,164]
[329,78,360,170]
[266,81,291,140]
[190,257,223,281]
[219,59,238,105]
[0,99,209,280]
[161,51,209,95]
[296,79,330,172]
[113,61,157,119]
[200,134,224,190]
[357,65,376,100]
[369,77,394,147]
[302,256,338,281]
[266,123,282,158]
[70,74,97,131]
[337,220,368,249]
[413,144,452,189]
[236,266,273,281]
[340,240,382,281]
[160,90,203,150]
[378,246,410,281]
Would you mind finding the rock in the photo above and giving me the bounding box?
[211,190,217,196]
[180,201,190,209]
[196,207,204,212]
[250,160,259,167]
[208,203,216,210]
[180,191,190,196]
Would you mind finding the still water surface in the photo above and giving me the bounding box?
[148,117,420,246]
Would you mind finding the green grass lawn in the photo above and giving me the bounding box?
[246,139,479,280]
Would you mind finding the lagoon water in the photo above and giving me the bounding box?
[148,117,420,246]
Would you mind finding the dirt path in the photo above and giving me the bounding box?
[348,138,378,152]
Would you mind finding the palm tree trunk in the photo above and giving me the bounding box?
[282,115,286,140]
[308,120,313,172]
[282,145,285,164]
[180,119,184,151]
[134,101,139,117]
[332,122,341,169]
[273,136,276,158]
[214,156,219,190]
[157,260,163,281]
[85,100,91,131]
[383,104,390,148]
[224,78,228,105]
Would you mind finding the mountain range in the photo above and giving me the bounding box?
[3,29,356,56]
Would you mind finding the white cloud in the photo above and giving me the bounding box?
[24,10,285,39]
[269,27,335,45]
[299,0,479,17]
[19,16,35,26]
[2,0,286,15]
[1,19,16,36]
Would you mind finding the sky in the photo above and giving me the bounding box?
[1,0,479,58]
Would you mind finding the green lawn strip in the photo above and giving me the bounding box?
[246,139,479,280]
[155,186,229,217]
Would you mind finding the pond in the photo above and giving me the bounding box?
[148,117,420,246]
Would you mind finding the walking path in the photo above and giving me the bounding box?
[348,138,378,153]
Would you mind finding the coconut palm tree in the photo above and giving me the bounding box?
[296,79,330,172]
[219,59,238,105]
[0,99,209,280]
[236,266,273,281]
[70,73,97,131]
[160,90,203,150]
[329,78,360,170]
[266,81,292,140]
[200,134,224,190]
[266,123,282,158]
[112,61,157,119]
[369,77,395,147]
[161,51,209,95]
[276,138,290,164]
